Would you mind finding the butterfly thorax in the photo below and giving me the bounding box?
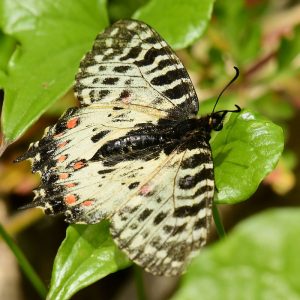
[174,116,212,140]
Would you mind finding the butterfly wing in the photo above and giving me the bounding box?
[17,106,171,222]
[74,19,199,119]
[110,141,214,276]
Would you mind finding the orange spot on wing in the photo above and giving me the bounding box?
[59,173,69,180]
[82,200,94,207]
[57,155,67,162]
[67,117,79,129]
[74,161,85,170]
[54,133,63,139]
[65,183,76,188]
[65,194,76,205]
[58,141,68,148]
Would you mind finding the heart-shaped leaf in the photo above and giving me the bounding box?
[133,0,215,49]
[172,208,300,300]
[47,221,131,300]
[212,109,284,204]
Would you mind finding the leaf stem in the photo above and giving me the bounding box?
[0,134,9,157]
[133,265,147,300]
[212,203,226,238]
[0,223,47,298]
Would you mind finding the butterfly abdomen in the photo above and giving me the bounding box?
[98,133,168,157]
[92,117,211,160]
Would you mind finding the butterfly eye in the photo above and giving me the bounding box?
[211,116,223,131]
[213,122,223,131]
[210,114,224,131]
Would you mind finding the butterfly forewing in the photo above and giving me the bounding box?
[18,19,215,276]
[74,20,199,119]
[18,106,165,220]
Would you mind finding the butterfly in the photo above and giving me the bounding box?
[16,20,240,276]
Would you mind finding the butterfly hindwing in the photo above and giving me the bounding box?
[110,142,214,276]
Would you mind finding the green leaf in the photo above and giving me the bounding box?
[171,208,300,300]
[212,109,284,204]
[108,0,149,22]
[133,0,214,49]
[0,0,109,142]
[48,221,131,300]
[0,29,16,77]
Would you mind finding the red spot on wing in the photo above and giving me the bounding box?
[57,155,67,162]
[73,160,86,170]
[65,194,76,205]
[139,184,152,196]
[58,141,68,148]
[121,96,131,104]
[67,117,79,129]
[65,183,76,188]
[54,133,63,139]
[59,173,69,180]
[82,200,94,207]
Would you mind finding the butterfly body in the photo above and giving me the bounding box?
[17,20,239,276]
[97,116,212,160]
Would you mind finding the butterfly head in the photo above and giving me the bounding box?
[209,105,241,131]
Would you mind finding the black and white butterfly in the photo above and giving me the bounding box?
[17,20,240,276]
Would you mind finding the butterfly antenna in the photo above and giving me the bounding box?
[212,66,240,114]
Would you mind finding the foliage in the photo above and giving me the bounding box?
[172,208,300,300]
[213,109,283,204]
[0,0,109,141]
[48,222,131,300]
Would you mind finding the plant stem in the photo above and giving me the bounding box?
[133,265,147,300]
[212,203,226,238]
[0,223,47,298]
